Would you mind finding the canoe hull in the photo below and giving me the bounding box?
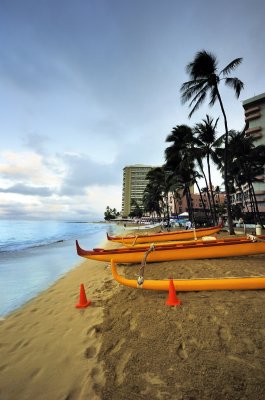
[111,260,265,291]
[107,225,222,244]
[76,237,265,263]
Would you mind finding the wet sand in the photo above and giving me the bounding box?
[1,233,265,399]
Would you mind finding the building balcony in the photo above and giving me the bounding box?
[245,112,261,122]
[244,106,260,115]
[245,126,262,136]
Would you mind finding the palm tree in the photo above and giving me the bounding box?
[181,50,244,234]
[193,151,215,223]
[165,125,196,223]
[193,114,220,224]
[225,130,265,227]
[193,171,211,225]
[129,199,143,218]
[143,167,171,223]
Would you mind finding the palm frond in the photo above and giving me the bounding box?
[209,86,218,106]
[180,79,208,103]
[213,135,225,149]
[188,91,207,118]
[220,58,243,76]
[188,83,209,107]
[213,117,219,130]
[225,77,244,97]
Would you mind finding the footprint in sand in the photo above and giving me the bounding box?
[115,350,132,385]
[84,346,97,359]
[218,325,231,344]
[241,338,256,354]
[186,336,200,350]
[87,325,102,338]
[110,338,126,355]
[207,314,219,323]
[177,342,188,360]
[30,368,42,379]
[215,304,229,315]
[129,317,137,331]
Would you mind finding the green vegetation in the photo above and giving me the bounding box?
[129,199,143,218]
[104,206,120,221]
[180,50,244,234]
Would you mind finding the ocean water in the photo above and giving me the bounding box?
[0,220,118,317]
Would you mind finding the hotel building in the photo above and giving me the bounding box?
[233,92,265,213]
[121,164,155,217]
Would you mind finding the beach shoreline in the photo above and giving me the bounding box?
[0,240,118,400]
[1,231,265,399]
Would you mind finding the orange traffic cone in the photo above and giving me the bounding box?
[165,279,181,306]
[75,283,91,308]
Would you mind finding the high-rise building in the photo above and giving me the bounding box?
[243,91,265,145]
[121,164,155,217]
[238,92,265,213]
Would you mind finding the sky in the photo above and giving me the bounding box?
[0,0,264,221]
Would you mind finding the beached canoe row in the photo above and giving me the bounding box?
[76,235,265,263]
[110,260,265,291]
[106,224,222,244]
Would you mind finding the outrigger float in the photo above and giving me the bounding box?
[111,260,265,291]
[106,224,222,245]
[76,235,265,264]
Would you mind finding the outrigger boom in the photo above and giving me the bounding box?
[111,260,265,291]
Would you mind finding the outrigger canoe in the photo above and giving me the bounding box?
[111,260,265,291]
[122,236,217,248]
[76,235,265,263]
[107,224,222,245]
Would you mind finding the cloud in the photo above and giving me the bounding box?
[0,151,64,186]
[22,132,50,155]
[0,148,122,220]
[58,153,122,195]
[0,184,53,197]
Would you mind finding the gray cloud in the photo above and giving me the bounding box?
[0,184,53,197]
[22,132,50,155]
[59,153,121,196]
[0,199,100,221]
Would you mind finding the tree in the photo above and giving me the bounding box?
[104,206,120,221]
[224,130,265,227]
[143,167,171,225]
[181,50,244,234]
[129,199,143,218]
[193,114,220,224]
[164,125,196,223]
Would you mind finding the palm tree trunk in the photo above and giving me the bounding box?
[250,182,264,228]
[206,153,217,224]
[199,165,215,224]
[215,88,235,235]
[164,192,171,230]
[184,185,193,221]
[172,192,179,216]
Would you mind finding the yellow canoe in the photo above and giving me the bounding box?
[111,260,265,291]
[76,235,265,263]
[107,224,222,245]
[122,236,217,248]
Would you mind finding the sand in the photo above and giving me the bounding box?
[1,234,265,400]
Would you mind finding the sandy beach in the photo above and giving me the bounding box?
[1,233,265,399]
